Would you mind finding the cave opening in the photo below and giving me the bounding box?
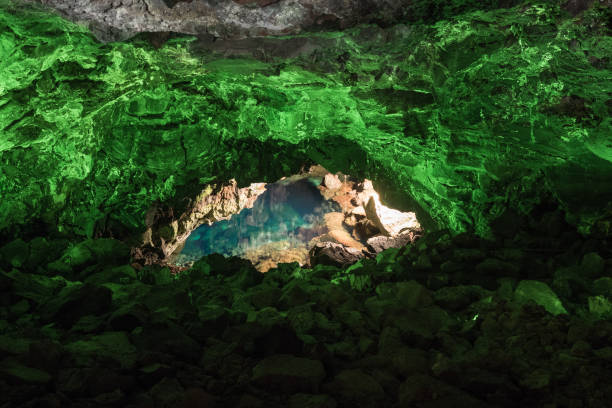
[168,166,423,272]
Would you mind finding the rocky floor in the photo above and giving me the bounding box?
[1,205,612,408]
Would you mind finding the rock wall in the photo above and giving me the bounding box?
[135,180,266,264]
[0,0,611,246]
[27,0,527,42]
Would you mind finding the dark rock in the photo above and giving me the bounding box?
[252,325,305,356]
[3,269,65,304]
[56,368,89,396]
[64,331,138,369]
[0,239,29,269]
[475,258,520,277]
[323,369,384,406]
[85,265,137,285]
[309,242,363,268]
[288,393,337,408]
[40,283,112,328]
[109,303,150,331]
[132,324,201,362]
[440,260,465,274]
[183,387,216,408]
[375,280,432,309]
[251,354,325,393]
[593,277,612,297]
[452,248,486,263]
[588,295,612,318]
[581,252,605,278]
[514,280,568,315]
[24,237,53,271]
[563,0,595,16]
[250,286,282,309]
[519,368,551,390]
[0,359,52,384]
[398,374,488,408]
[414,253,433,270]
[287,304,316,336]
[279,281,312,309]
[451,232,482,248]
[149,377,184,408]
[28,340,63,374]
[434,285,488,311]
[366,232,412,253]
[138,363,176,388]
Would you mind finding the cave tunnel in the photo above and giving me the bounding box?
[1,0,612,407]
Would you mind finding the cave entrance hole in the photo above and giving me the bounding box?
[169,166,423,272]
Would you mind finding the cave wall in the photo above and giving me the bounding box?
[0,0,611,243]
[27,0,527,42]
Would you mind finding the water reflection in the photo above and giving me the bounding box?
[175,177,340,270]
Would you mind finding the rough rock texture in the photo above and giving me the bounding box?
[26,0,531,43]
[1,204,612,407]
[1,1,611,243]
[137,180,266,264]
[364,195,421,237]
[309,242,364,268]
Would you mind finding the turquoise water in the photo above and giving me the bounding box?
[177,177,340,263]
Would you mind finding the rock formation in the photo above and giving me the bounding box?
[1,1,612,407]
[136,180,266,264]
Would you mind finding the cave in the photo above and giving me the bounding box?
[166,167,422,272]
[1,0,612,407]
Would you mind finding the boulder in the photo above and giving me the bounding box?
[588,295,612,318]
[434,285,488,311]
[322,174,342,190]
[514,280,567,315]
[251,354,326,393]
[40,283,112,328]
[581,252,605,278]
[366,232,413,253]
[0,359,52,384]
[0,239,29,268]
[150,377,184,408]
[323,369,384,405]
[364,196,420,237]
[288,393,337,408]
[309,242,363,268]
[64,332,138,369]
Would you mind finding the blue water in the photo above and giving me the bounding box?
[177,177,340,263]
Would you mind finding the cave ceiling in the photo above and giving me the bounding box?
[0,0,611,241]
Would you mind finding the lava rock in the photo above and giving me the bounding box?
[581,252,605,278]
[40,283,112,328]
[434,285,488,311]
[0,239,29,269]
[0,359,52,384]
[288,393,337,408]
[251,354,326,393]
[323,369,384,406]
[366,232,413,253]
[322,174,342,190]
[309,242,363,268]
[514,280,567,315]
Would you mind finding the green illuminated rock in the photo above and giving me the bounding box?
[514,280,567,315]
[0,0,610,243]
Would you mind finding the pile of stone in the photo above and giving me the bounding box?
[1,204,612,407]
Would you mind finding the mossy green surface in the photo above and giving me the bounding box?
[0,0,610,239]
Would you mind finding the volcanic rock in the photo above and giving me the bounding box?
[309,242,363,268]
[364,196,421,237]
[251,354,326,393]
